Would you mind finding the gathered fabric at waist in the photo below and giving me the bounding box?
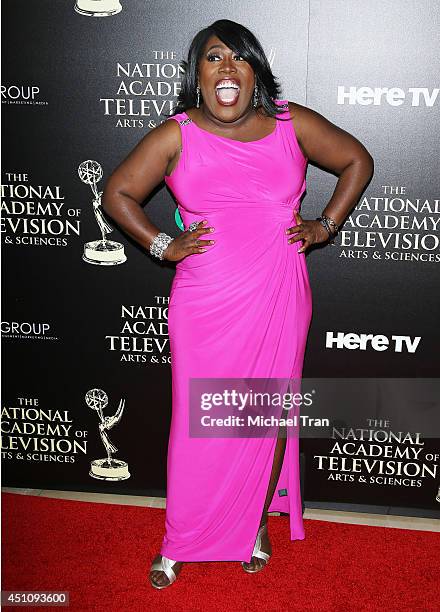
[173,199,305,283]
[178,198,300,228]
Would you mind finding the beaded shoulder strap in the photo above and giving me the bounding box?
[277,101,289,115]
[171,115,192,152]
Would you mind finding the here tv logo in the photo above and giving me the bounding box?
[325,331,421,353]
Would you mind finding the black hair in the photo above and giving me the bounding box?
[162,19,288,121]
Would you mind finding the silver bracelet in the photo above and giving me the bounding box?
[149,232,174,260]
[316,214,339,242]
[316,216,332,237]
[321,214,339,234]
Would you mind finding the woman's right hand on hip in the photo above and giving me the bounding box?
[163,220,215,262]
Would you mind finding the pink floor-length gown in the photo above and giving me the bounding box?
[161,99,312,562]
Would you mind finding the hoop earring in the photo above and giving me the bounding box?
[252,84,259,108]
[196,85,201,108]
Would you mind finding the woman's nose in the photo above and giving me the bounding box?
[220,56,236,71]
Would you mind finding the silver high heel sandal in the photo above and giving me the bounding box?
[241,523,271,573]
[149,555,179,589]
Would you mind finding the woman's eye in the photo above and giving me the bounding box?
[206,54,244,61]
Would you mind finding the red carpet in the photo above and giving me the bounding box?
[2,492,439,611]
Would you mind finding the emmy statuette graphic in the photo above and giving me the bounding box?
[74,0,122,17]
[86,388,130,481]
[78,160,127,265]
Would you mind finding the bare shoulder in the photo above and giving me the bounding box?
[103,115,183,201]
[285,101,311,157]
[286,101,326,134]
[148,115,182,160]
[286,101,374,171]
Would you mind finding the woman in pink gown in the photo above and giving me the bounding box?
[102,20,374,590]
[161,94,311,562]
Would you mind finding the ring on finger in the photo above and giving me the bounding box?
[187,221,199,232]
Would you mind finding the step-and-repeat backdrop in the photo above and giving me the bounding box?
[2,1,439,514]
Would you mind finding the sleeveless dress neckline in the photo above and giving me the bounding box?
[181,108,279,144]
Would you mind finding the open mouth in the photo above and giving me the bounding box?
[215,79,240,105]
